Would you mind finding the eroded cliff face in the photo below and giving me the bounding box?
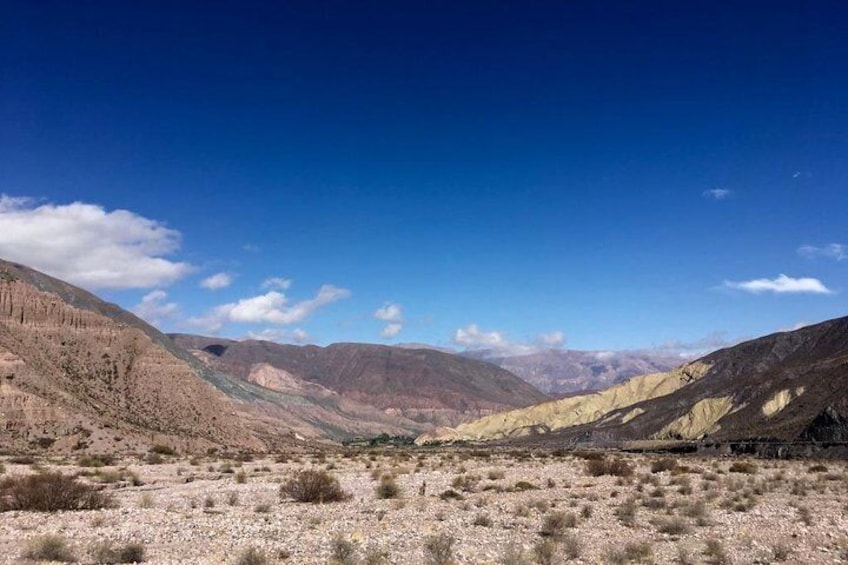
[0,266,263,453]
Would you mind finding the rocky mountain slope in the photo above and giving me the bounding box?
[0,259,438,447]
[463,349,681,394]
[0,259,265,453]
[418,316,848,446]
[171,335,549,428]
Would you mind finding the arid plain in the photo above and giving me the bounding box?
[2,448,847,564]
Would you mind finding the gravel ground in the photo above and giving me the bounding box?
[2,450,848,564]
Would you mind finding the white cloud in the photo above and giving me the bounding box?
[537,331,566,348]
[453,324,566,356]
[133,290,179,327]
[245,327,311,344]
[381,323,403,338]
[374,302,403,322]
[454,324,510,350]
[723,274,832,295]
[0,194,192,290]
[189,284,351,333]
[798,243,846,261]
[374,302,404,339]
[703,188,733,200]
[779,321,811,332]
[200,272,234,290]
[243,244,260,253]
[261,277,292,290]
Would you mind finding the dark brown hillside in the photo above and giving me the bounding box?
[171,334,549,427]
[538,316,848,445]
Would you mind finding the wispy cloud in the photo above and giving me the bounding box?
[0,194,192,290]
[261,277,292,290]
[647,331,740,358]
[723,274,832,295]
[200,272,234,290]
[133,290,179,327]
[245,327,311,344]
[374,302,404,338]
[452,324,566,356]
[798,243,846,261]
[703,188,733,200]
[537,331,566,347]
[189,284,351,333]
[778,321,811,332]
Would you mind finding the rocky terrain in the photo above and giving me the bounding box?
[0,259,266,454]
[172,334,549,428]
[420,316,848,447]
[465,349,682,395]
[1,449,847,564]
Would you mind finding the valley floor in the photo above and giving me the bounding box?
[1,448,847,564]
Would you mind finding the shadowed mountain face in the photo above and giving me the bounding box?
[171,334,549,428]
[463,349,682,395]
[419,316,848,446]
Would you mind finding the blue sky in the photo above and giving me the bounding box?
[1,1,846,354]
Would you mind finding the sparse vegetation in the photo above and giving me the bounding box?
[585,458,634,477]
[90,540,146,563]
[234,546,268,565]
[375,475,402,499]
[0,472,115,511]
[279,469,349,503]
[22,535,76,562]
[423,533,455,565]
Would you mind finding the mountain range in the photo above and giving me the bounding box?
[418,316,848,448]
[3,256,846,454]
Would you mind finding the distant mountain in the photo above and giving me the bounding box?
[418,316,848,446]
[462,349,681,394]
[171,335,549,428]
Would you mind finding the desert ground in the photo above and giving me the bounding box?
[2,448,848,564]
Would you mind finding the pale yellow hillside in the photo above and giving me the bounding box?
[416,361,711,444]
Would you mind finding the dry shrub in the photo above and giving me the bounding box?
[585,458,634,477]
[90,541,146,563]
[279,469,349,503]
[330,534,358,565]
[423,533,455,565]
[728,461,757,474]
[234,546,267,565]
[650,458,678,473]
[540,511,577,538]
[375,475,402,499]
[22,535,76,562]
[0,472,115,512]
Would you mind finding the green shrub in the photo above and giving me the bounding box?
[0,472,115,512]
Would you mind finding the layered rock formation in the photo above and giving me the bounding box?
[419,316,848,446]
[172,335,549,428]
[0,260,263,453]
